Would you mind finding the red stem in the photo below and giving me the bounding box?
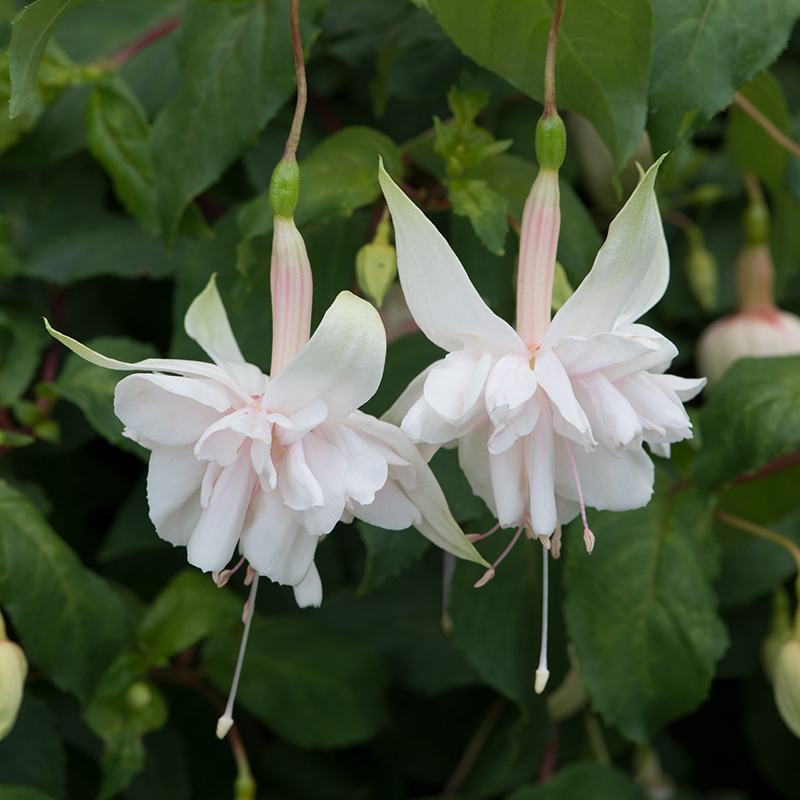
[109,16,182,67]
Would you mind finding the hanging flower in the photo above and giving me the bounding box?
[378,155,704,552]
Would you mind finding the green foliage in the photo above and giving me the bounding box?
[507,763,647,800]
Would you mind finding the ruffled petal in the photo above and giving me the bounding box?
[325,425,389,506]
[293,562,323,608]
[572,372,642,450]
[534,350,594,447]
[350,479,420,529]
[458,423,496,518]
[489,436,527,527]
[526,403,557,537]
[300,432,348,537]
[382,363,435,427]
[279,440,324,511]
[264,291,386,421]
[545,155,669,343]
[115,374,232,447]
[379,161,526,356]
[424,351,492,423]
[402,395,466,445]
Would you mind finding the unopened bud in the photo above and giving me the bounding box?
[269,159,300,218]
[0,613,27,740]
[744,201,769,245]
[686,239,718,312]
[762,588,792,681]
[356,215,397,308]
[535,112,566,171]
[126,681,153,711]
[774,637,800,738]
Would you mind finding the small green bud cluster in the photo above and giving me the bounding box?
[356,214,397,308]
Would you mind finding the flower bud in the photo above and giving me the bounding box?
[535,112,566,171]
[269,159,300,219]
[762,588,792,681]
[774,637,800,738]
[685,238,718,312]
[356,215,397,308]
[0,613,27,740]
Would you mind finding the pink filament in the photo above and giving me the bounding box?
[474,526,524,588]
[564,441,595,552]
[466,522,501,543]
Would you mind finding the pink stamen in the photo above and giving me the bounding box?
[564,441,595,554]
[474,526,524,588]
[212,556,246,588]
[466,522,501,543]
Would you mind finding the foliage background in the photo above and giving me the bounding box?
[1,0,800,798]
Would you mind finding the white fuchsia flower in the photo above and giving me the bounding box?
[378,155,704,552]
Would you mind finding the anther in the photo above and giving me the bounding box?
[473,526,524,588]
[564,441,596,554]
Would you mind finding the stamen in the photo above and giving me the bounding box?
[550,525,562,559]
[474,526,523,588]
[212,556,246,588]
[217,575,260,739]
[534,545,550,694]
[466,522,500,543]
[564,441,595,554]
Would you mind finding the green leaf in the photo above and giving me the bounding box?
[0,481,132,700]
[727,72,792,193]
[138,571,240,664]
[507,763,647,800]
[0,788,57,800]
[204,614,389,748]
[7,0,81,118]
[648,0,800,153]
[563,476,728,742]
[449,177,509,255]
[693,356,800,491]
[50,336,157,456]
[358,522,430,595]
[428,0,653,167]
[150,0,323,234]
[86,75,159,234]
[0,309,48,408]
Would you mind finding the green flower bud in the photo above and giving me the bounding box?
[762,588,792,681]
[744,200,769,245]
[0,612,27,740]
[356,216,397,308]
[535,113,566,171]
[774,637,800,738]
[686,238,718,312]
[269,159,300,218]
[126,681,153,711]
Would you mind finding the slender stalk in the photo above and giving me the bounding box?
[543,0,565,116]
[733,91,800,160]
[715,509,800,573]
[109,16,181,67]
[742,171,765,207]
[284,0,307,161]
[584,710,611,765]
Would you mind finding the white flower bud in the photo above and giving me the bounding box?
[0,614,27,740]
[774,638,800,738]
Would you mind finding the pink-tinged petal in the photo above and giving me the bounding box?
[489,436,527,527]
[616,373,695,444]
[382,363,436,427]
[240,490,317,586]
[264,291,385,421]
[301,432,348,537]
[115,374,232,447]
[652,374,706,401]
[45,319,253,401]
[347,412,489,567]
[402,395,465,445]
[293,562,323,608]
[268,399,328,446]
[553,331,664,377]
[271,216,314,374]
[424,351,492,423]
[572,372,642,450]
[187,454,257,572]
[534,350,593,447]
[527,404,557,537]
[326,425,389,506]
[379,161,525,356]
[279,440,324,511]
[545,155,669,343]
[194,408,257,466]
[350,480,420,529]
[485,354,540,454]
[488,398,539,455]
[147,445,205,545]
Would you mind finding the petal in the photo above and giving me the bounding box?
[350,479,420,529]
[572,372,642,450]
[293,562,323,608]
[424,351,492,423]
[115,374,231,447]
[487,397,539,455]
[601,324,679,379]
[545,155,669,343]
[616,373,694,444]
[382,363,435,427]
[146,445,205,545]
[527,404,557,537]
[300,432,348,537]
[326,425,389,506]
[458,423,496,518]
[534,350,593,447]
[402,395,465,445]
[240,490,317,586]
[347,412,489,567]
[184,274,245,366]
[379,161,525,356]
[264,291,386,420]
[652,373,706,401]
[186,454,257,572]
[45,319,252,401]
[279,440,324,511]
[489,436,527,527]
[553,332,664,377]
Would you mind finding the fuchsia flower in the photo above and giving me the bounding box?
[379,155,704,553]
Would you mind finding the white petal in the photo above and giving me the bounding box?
[572,373,642,449]
[187,454,256,572]
[402,395,465,445]
[264,292,385,420]
[534,350,593,446]
[553,332,663,377]
[458,423,496,518]
[279,440,324,511]
[382,364,434,427]
[489,436,527,527]
[326,425,389,506]
[184,274,245,366]
[350,479,420,529]
[194,408,251,466]
[424,351,492,423]
[378,161,525,356]
[240,490,317,586]
[527,404,557,537]
[300,432,348,537]
[545,155,669,343]
[293,562,323,608]
[45,319,252,401]
[146,446,205,545]
[487,398,539,455]
[115,374,231,447]
[616,373,694,444]
[601,324,679,379]
[347,412,489,566]
[652,373,706,401]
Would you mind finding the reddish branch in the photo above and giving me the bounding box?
[109,16,182,67]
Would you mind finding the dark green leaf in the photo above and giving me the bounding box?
[204,613,389,748]
[429,0,653,167]
[0,788,57,800]
[693,356,800,490]
[449,177,509,255]
[648,0,800,153]
[0,481,132,700]
[507,762,647,800]
[358,522,430,595]
[0,309,48,407]
[564,476,728,742]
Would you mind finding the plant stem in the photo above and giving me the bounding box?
[583,710,611,765]
[441,697,507,795]
[109,16,181,67]
[733,91,800,161]
[742,171,765,207]
[283,0,307,161]
[731,451,800,487]
[543,0,565,116]
[715,509,800,573]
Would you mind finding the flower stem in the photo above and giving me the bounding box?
[715,509,800,573]
[109,16,181,67]
[543,0,565,116]
[733,91,800,161]
[283,0,307,161]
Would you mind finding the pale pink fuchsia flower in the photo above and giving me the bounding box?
[45,256,485,611]
[379,156,704,549]
[697,241,800,386]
